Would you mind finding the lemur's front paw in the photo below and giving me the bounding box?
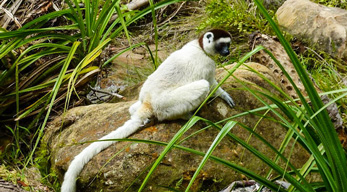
[223,93,235,108]
[226,97,235,108]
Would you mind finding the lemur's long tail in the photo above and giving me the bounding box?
[61,115,144,192]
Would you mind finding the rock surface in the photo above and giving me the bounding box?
[276,0,347,59]
[44,63,311,191]
[249,32,306,100]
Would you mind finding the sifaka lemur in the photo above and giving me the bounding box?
[61,29,235,192]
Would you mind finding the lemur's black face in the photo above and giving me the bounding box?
[199,29,232,56]
[215,41,231,56]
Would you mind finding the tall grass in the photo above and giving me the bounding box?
[0,0,182,167]
[255,0,347,191]
[2,0,346,191]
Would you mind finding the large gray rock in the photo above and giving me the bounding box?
[276,0,347,59]
[44,63,312,191]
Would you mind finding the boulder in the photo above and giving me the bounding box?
[44,63,311,191]
[276,0,347,59]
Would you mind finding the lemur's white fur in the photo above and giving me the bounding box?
[61,30,234,192]
[217,37,232,43]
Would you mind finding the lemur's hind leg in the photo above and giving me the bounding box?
[129,101,141,115]
[153,80,210,121]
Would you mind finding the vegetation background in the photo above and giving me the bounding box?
[0,0,346,191]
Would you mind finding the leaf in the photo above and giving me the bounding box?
[185,121,237,192]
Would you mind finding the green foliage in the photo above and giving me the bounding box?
[0,0,183,178]
[199,0,272,35]
[34,143,60,190]
[2,0,346,191]
[299,49,347,117]
[254,1,347,191]
[313,0,347,9]
[0,164,30,190]
[184,121,237,192]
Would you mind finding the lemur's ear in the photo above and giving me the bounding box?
[204,32,214,43]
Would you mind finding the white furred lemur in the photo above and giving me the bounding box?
[61,29,235,192]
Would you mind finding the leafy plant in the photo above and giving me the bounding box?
[0,0,182,167]
[198,0,272,35]
[2,0,345,191]
[313,0,347,9]
[299,48,347,118]
[256,3,347,189]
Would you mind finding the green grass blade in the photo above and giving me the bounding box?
[0,38,22,60]
[242,60,301,109]
[257,90,334,189]
[65,38,111,109]
[102,42,146,67]
[178,113,308,188]
[100,16,120,43]
[89,2,115,50]
[1,65,98,98]
[90,0,99,30]
[261,109,303,191]
[110,0,185,39]
[18,49,68,70]
[21,9,72,29]
[24,41,80,166]
[305,91,347,126]
[144,44,157,70]
[0,50,68,88]
[0,25,79,39]
[85,0,91,36]
[115,2,132,46]
[231,75,315,191]
[15,43,21,152]
[15,92,51,120]
[288,144,324,192]
[65,0,87,51]
[94,0,118,29]
[91,138,287,192]
[236,121,309,185]
[17,33,77,47]
[148,0,158,67]
[226,126,312,192]
[185,121,237,192]
[89,0,119,50]
[138,116,203,191]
